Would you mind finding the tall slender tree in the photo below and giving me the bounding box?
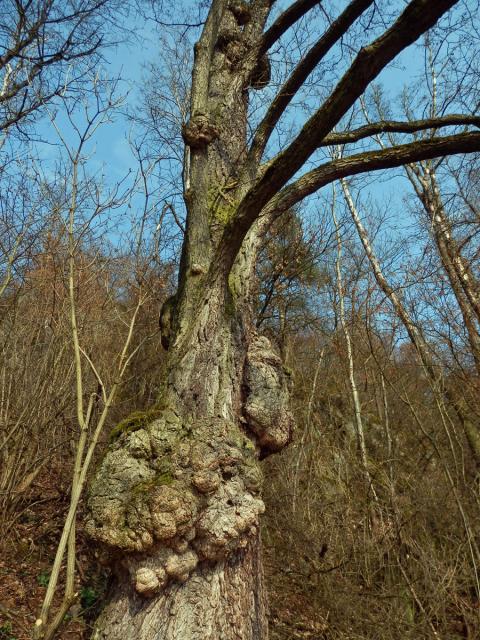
[83,2,480,638]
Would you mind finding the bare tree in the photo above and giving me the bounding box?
[332,184,378,502]
[0,0,129,345]
[83,2,480,639]
[0,0,126,134]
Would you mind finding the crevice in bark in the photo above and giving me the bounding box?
[91,533,268,640]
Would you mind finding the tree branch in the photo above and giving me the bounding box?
[250,0,374,164]
[260,0,322,54]
[214,131,480,279]
[320,114,480,147]
[190,0,225,115]
[268,132,480,216]
[243,0,460,225]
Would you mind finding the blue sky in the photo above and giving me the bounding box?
[30,1,459,266]
[36,2,428,185]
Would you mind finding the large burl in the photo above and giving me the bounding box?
[243,335,294,456]
[86,412,265,598]
[86,335,293,600]
[181,113,219,149]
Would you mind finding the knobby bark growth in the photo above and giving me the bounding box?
[83,1,480,638]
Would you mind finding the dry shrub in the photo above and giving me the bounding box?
[263,332,480,640]
[0,235,171,536]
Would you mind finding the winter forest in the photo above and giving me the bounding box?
[1,1,480,639]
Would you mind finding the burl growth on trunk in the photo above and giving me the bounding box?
[86,335,293,599]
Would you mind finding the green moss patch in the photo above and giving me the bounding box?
[109,407,164,443]
[207,184,238,226]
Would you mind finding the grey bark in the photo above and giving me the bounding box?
[91,535,267,640]
[86,3,293,638]
[83,1,480,638]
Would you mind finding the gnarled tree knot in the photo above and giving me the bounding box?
[228,1,251,25]
[182,113,219,149]
[85,413,265,598]
[243,335,295,456]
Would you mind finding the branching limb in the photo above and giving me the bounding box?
[319,114,480,147]
[250,0,375,165]
[242,0,460,228]
[260,0,323,55]
[213,131,480,278]
[265,132,480,220]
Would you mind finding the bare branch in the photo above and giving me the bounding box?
[260,0,322,54]
[320,114,480,147]
[250,0,375,164]
[243,0,461,227]
[268,131,480,217]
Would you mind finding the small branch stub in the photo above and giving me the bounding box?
[216,29,247,65]
[250,55,271,90]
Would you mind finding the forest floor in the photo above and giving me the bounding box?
[0,466,100,640]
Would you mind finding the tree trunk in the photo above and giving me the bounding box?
[406,164,480,374]
[341,177,480,466]
[85,7,294,636]
[91,535,268,640]
[82,1,480,636]
[86,269,293,639]
[86,261,293,639]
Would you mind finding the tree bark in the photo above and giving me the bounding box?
[82,1,480,637]
[85,3,293,638]
[92,535,268,640]
[86,264,293,640]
